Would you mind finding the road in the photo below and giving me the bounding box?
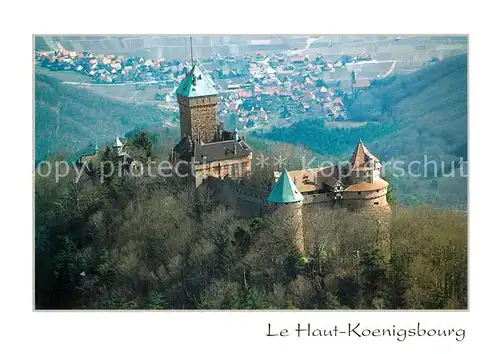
[381,60,397,78]
[286,36,324,55]
[344,59,399,66]
[61,80,159,86]
[344,59,398,78]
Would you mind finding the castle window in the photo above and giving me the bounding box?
[374,202,379,205]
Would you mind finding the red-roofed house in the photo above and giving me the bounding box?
[301,102,311,110]
[229,102,240,112]
[262,87,279,95]
[303,91,316,100]
[238,90,253,98]
[291,56,305,63]
[333,97,344,106]
[258,109,269,121]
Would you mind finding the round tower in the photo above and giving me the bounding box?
[267,168,305,253]
[343,140,389,211]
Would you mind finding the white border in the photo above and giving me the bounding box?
[2,0,498,352]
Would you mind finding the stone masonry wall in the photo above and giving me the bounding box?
[178,95,218,143]
[204,177,269,218]
[343,187,388,210]
[194,155,253,186]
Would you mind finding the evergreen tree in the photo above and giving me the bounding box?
[130,130,153,158]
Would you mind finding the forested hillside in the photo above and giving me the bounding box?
[351,54,467,167]
[35,72,169,161]
[35,138,467,310]
[254,120,398,160]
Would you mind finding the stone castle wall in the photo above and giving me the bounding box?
[343,187,388,210]
[227,179,270,209]
[207,175,389,216]
[302,192,333,205]
[204,177,269,217]
[178,95,218,143]
[194,154,253,187]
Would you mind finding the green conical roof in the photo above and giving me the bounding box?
[175,65,218,98]
[68,143,99,164]
[267,168,303,203]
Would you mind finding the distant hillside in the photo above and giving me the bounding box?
[35,72,170,161]
[350,54,467,166]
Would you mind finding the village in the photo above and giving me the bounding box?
[34,47,385,132]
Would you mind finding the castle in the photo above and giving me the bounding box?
[169,64,390,253]
[170,65,253,186]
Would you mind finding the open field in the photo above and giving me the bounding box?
[35,35,467,71]
[73,83,174,105]
[36,66,174,106]
[324,121,369,128]
[306,35,467,73]
[36,66,94,83]
[35,35,308,61]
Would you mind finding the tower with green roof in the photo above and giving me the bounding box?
[176,65,219,143]
[267,168,305,253]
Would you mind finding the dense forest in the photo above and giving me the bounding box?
[35,133,467,310]
[255,120,398,160]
